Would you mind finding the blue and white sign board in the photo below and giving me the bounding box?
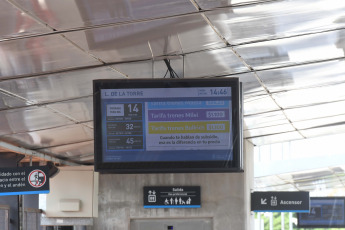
[0,166,49,196]
[298,197,345,228]
[144,186,201,208]
[251,191,310,213]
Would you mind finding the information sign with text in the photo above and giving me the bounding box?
[0,166,50,196]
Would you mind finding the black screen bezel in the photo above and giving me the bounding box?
[297,197,345,228]
[93,78,242,173]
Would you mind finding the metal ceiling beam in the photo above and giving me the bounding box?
[0,141,79,166]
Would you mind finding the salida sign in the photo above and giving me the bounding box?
[251,191,310,213]
[144,186,201,208]
[0,166,50,196]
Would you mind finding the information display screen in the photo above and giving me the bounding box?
[298,197,345,228]
[93,78,242,173]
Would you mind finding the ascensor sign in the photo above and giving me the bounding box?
[0,166,50,196]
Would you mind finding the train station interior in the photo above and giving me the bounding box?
[1,0,345,229]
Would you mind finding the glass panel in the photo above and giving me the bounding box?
[294,114,345,130]
[272,82,345,108]
[284,101,345,122]
[12,0,197,29]
[113,61,153,79]
[248,131,303,146]
[235,30,345,70]
[176,16,225,53]
[292,169,333,181]
[244,123,295,138]
[0,106,74,135]
[184,48,247,78]
[0,67,122,103]
[47,97,93,122]
[149,34,183,57]
[64,14,224,62]
[254,175,295,191]
[244,95,279,115]
[0,92,27,109]
[206,0,345,45]
[300,124,345,139]
[0,1,49,39]
[237,72,266,98]
[42,140,94,161]
[258,60,345,92]
[0,34,99,78]
[244,111,288,129]
[195,0,271,9]
[3,124,93,149]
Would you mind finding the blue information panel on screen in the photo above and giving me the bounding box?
[298,197,345,228]
[101,87,232,163]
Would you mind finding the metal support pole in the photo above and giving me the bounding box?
[258,213,263,230]
[20,157,32,230]
[289,212,293,230]
[19,194,25,230]
[281,213,285,230]
[269,213,273,230]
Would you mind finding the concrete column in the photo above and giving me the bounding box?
[93,140,254,230]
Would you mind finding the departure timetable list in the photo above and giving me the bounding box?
[101,87,233,162]
[106,103,144,150]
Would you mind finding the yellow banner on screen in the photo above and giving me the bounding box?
[148,121,230,134]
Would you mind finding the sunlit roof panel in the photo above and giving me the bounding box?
[0,35,100,78]
[235,30,345,70]
[64,14,225,63]
[244,123,295,138]
[295,178,343,191]
[112,61,153,79]
[0,106,74,136]
[248,131,303,146]
[12,0,197,30]
[47,97,93,122]
[64,25,152,63]
[176,15,225,53]
[300,124,345,139]
[244,110,288,130]
[255,175,287,188]
[42,140,94,162]
[195,0,269,9]
[284,101,345,122]
[293,114,345,130]
[257,60,345,92]
[243,95,280,115]
[206,0,345,45]
[292,169,333,181]
[0,92,27,109]
[0,1,50,39]
[184,48,247,77]
[237,72,266,98]
[272,83,345,108]
[0,67,122,103]
[2,124,93,150]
